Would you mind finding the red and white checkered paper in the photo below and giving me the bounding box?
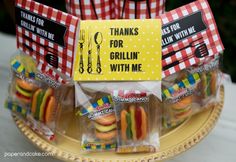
[16,0,79,82]
[65,0,113,19]
[160,0,224,78]
[115,0,166,19]
[65,0,165,20]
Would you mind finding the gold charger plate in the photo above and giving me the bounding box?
[12,86,224,162]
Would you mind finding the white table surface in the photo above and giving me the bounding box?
[0,32,236,162]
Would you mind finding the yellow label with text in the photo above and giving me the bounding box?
[73,19,162,81]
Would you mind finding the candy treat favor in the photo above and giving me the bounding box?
[26,86,59,141]
[79,96,117,151]
[162,73,201,129]
[5,53,39,118]
[189,56,222,109]
[5,52,69,141]
[26,69,68,141]
[75,81,161,152]
[162,56,222,129]
[112,89,161,153]
[10,53,39,101]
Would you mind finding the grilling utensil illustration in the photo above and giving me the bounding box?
[163,42,209,71]
[94,32,103,74]
[78,29,85,74]
[45,54,58,68]
[23,35,59,68]
[87,33,93,74]
[23,35,57,53]
[162,37,204,60]
[23,43,59,68]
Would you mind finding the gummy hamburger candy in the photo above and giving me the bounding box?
[15,78,38,104]
[79,96,117,151]
[162,73,200,129]
[94,114,117,141]
[199,70,218,99]
[171,95,193,120]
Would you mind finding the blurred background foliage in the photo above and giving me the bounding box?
[0,0,235,82]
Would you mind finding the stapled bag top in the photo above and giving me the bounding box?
[15,0,79,81]
[73,19,162,81]
[160,0,224,78]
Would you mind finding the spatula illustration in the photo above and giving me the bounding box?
[163,42,209,71]
[23,43,59,68]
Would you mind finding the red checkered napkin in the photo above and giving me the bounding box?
[65,0,114,20]
[65,0,166,19]
[114,0,166,19]
[16,0,79,81]
[160,0,224,78]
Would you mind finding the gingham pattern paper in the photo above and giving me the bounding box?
[65,0,165,19]
[115,0,166,19]
[65,0,114,20]
[16,0,79,81]
[36,62,67,84]
[160,0,224,78]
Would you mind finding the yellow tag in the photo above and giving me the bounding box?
[73,19,162,81]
